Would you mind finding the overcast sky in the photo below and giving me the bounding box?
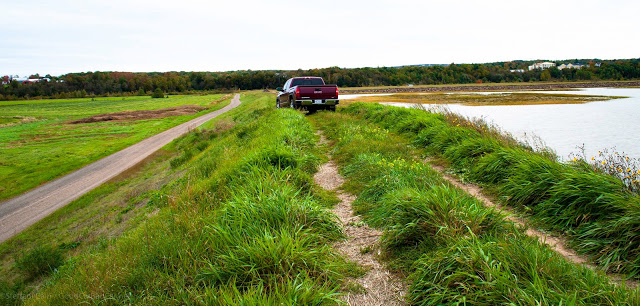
[1,0,638,76]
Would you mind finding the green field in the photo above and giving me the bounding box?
[2,92,639,304]
[0,94,230,200]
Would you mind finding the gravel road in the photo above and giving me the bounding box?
[0,94,241,242]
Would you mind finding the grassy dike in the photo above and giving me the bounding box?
[310,109,638,304]
[2,92,359,304]
[338,102,640,280]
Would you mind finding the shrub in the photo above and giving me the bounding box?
[151,88,164,98]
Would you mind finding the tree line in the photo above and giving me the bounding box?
[1,59,639,100]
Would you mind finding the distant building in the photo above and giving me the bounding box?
[9,76,51,84]
[510,69,525,73]
[23,78,41,84]
[12,76,28,83]
[528,62,556,71]
[558,63,585,70]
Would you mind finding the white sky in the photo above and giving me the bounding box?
[1,0,638,76]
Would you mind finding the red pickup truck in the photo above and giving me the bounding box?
[276,77,339,111]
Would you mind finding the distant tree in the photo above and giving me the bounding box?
[576,69,592,80]
[540,70,551,81]
[151,88,164,98]
[548,67,561,79]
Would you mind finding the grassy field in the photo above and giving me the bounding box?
[0,94,230,201]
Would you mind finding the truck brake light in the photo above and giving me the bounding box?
[295,87,300,99]
[335,87,339,97]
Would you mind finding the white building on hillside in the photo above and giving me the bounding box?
[558,63,585,70]
[528,62,556,71]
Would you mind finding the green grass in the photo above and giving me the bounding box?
[343,102,640,279]
[0,146,180,303]
[309,108,639,304]
[14,92,359,304]
[5,92,637,304]
[0,94,230,200]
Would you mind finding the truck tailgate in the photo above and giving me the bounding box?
[297,85,338,99]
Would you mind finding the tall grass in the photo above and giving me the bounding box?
[342,102,640,278]
[311,109,639,304]
[24,93,356,304]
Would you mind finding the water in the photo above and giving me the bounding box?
[341,88,640,160]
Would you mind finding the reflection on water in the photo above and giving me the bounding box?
[345,88,640,160]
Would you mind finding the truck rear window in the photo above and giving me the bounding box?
[291,78,325,86]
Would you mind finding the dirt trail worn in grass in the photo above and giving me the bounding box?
[314,131,406,305]
[0,94,241,243]
[425,158,639,288]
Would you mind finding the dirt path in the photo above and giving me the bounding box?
[314,132,406,305]
[425,159,638,288]
[0,94,241,243]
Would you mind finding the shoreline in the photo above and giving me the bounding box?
[341,81,640,94]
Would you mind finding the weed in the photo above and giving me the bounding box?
[360,246,373,254]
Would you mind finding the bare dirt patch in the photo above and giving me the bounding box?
[314,130,406,305]
[69,105,208,124]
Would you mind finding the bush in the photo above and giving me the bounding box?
[151,88,164,98]
[15,246,64,279]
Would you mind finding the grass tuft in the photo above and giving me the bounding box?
[14,246,64,279]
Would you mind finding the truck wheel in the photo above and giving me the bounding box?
[329,105,336,112]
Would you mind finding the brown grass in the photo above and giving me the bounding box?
[352,92,618,106]
[69,105,208,124]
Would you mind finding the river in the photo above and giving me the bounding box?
[341,88,640,160]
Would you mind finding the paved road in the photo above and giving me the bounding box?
[0,94,241,242]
